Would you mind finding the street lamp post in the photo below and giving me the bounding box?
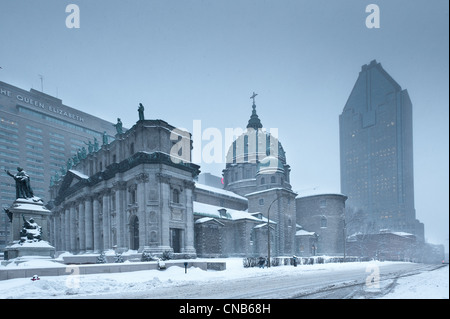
[267,197,279,268]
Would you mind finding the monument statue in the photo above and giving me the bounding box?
[84,140,94,154]
[20,215,42,242]
[67,158,73,170]
[138,103,145,121]
[114,118,123,134]
[94,137,100,151]
[72,153,79,165]
[3,169,55,260]
[5,167,34,199]
[102,131,108,146]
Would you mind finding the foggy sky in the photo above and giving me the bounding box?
[0,0,448,250]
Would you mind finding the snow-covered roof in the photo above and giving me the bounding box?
[253,222,275,229]
[195,183,247,201]
[296,229,316,236]
[245,187,296,197]
[194,217,225,226]
[68,169,89,180]
[391,231,415,238]
[193,201,268,223]
[348,230,416,239]
[295,187,346,199]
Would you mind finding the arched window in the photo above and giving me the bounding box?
[261,177,265,185]
[271,176,276,183]
[130,143,135,155]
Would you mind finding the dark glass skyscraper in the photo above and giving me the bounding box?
[339,60,424,241]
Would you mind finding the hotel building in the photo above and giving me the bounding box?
[0,81,117,248]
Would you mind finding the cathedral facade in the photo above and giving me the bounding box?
[49,119,200,256]
[49,99,346,258]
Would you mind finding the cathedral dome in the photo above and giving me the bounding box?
[222,94,291,196]
[224,129,286,169]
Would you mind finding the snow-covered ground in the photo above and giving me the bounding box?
[380,263,449,299]
[0,258,448,299]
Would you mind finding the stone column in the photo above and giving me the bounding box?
[136,173,149,251]
[64,207,70,252]
[93,196,101,252]
[84,196,93,252]
[112,181,127,250]
[102,190,111,250]
[183,181,196,255]
[70,204,77,253]
[54,211,61,251]
[78,200,86,252]
[53,213,58,250]
[59,210,64,251]
[158,173,171,251]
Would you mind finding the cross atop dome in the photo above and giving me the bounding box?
[250,92,258,105]
[247,91,263,130]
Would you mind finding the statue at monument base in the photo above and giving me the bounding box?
[2,197,55,262]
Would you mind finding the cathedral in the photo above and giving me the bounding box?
[48,97,347,258]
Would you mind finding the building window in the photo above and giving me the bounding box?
[261,177,265,185]
[319,199,327,208]
[271,176,276,183]
[321,216,327,228]
[130,143,134,155]
[259,198,264,205]
[172,189,180,204]
[129,189,136,204]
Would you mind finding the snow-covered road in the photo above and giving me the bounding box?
[1,258,447,299]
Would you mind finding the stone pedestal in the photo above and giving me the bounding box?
[3,197,55,260]
[4,241,55,260]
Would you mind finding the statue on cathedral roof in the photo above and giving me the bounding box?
[114,118,123,135]
[138,103,145,121]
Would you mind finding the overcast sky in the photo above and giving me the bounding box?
[0,0,448,250]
